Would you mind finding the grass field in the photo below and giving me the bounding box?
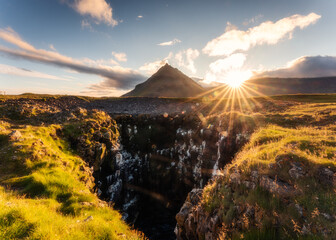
[0,119,145,240]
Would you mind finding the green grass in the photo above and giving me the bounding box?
[0,121,145,239]
[202,124,336,239]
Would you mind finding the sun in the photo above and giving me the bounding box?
[225,70,252,88]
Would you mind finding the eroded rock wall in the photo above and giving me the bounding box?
[96,114,251,239]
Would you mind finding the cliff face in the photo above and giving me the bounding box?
[175,124,336,240]
[96,114,253,239]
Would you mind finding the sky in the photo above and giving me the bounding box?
[0,0,336,96]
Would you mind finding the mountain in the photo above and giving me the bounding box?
[123,64,204,97]
[244,76,336,95]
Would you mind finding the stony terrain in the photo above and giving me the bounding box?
[0,95,198,117]
[0,93,336,240]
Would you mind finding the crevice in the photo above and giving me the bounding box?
[96,114,251,239]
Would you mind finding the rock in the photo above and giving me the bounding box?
[259,176,296,197]
[80,202,93,206]
[243,180,256,189]
[289,163,305,179]
[102,131,111,141]
[187,188,203,205]
[301,224,311,235]
[229,172,241,184]
[318,167,335,185]
[205,232,213,240]
[176,202,193,226]
[245,205,255,218]
[9,130,22,141]
[321,212,334,221]
[74,107,87,117]
[84,216,93,222]
[250,170,259,182]
[295,203,303,217]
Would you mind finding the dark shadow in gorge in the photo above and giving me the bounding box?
[97,114,252,239]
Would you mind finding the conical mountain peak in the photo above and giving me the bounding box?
[123,64,204,97]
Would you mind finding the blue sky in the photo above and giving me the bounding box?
[0,0,336,96]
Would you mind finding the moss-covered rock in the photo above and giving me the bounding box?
[176,125,336,239]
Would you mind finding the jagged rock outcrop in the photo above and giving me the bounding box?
[175,125,336,240]
[61,108,119,172]
[97,114,252,239]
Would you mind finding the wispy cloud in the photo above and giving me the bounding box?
[0,63,70,81]
[49,44,57,51]
[254,55,336,78]
[112,51,127,62]
[157,38,181,46]
[175,48,199,74]
[81,19,93,30]
[66,0,118,26]
[139,53,173,75]
[242,14,263,26]
[203,13,321,56]
[0,27,145,91]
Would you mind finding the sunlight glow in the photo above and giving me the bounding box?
[224,70,253,88]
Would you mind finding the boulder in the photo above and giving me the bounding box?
[176,202,193,227]
[318,167,335,185]
[9,130,22,141]
[259,176,296,197]
[289,163,305,179]
[229,172,241,184]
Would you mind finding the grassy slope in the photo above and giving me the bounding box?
[202,100,336,239]
[0,121,144,239]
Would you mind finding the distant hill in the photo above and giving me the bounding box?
[123,64,204,97]
[244,76,336,95]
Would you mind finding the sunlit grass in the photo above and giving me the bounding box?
[202,124,336,239]
[0,121,145,239]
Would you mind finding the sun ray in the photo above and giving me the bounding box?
[208,85,232,115]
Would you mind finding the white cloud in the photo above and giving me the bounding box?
[137,15,143,20]
[49,44,56,51]
[175,48,199,74]
[203,12,321,56]
[139,60,169,75]
[139,52,173,75]
[0,63,70,81]
[204,53,252,85]
[254,55,336,78]
[139,49,199,75]
[0,27,145,91]
[158,38,181,46]
[112,51,127,62]
[68,0,118,26]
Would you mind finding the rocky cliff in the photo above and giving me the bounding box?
[96,114,253,239]
[175,124,336,239]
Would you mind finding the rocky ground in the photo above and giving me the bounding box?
[0,96,199,117]
[1,94,336,240]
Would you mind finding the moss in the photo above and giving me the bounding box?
[0,121,144,239]
[202,123,336,239]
